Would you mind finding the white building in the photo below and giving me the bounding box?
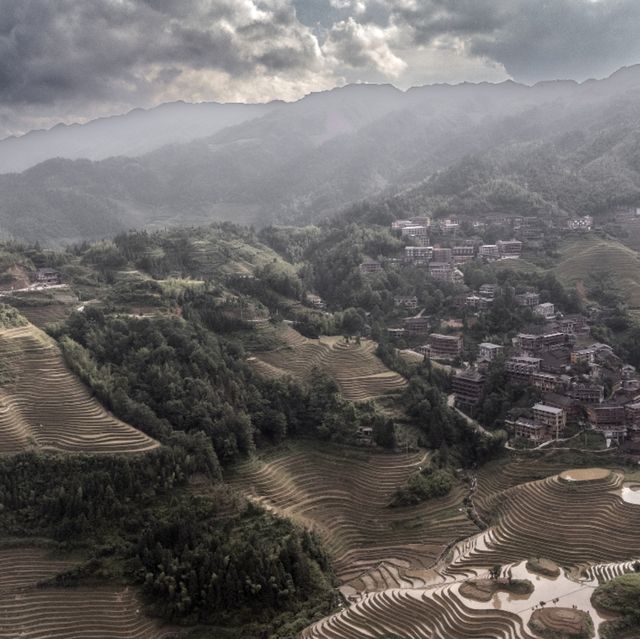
[479,342,504,362]
[534,302,555,319]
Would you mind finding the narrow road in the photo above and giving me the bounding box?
[447,394,492,436]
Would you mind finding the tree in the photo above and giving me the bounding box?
[489,564,502,580]
[373,418,396,449]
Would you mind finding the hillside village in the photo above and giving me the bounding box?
[340,208,640,452]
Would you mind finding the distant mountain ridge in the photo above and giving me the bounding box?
[0,100,277,174]
[3,65,640,245]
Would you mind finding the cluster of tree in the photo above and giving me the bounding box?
[375,344,502,467]
[474,358,542,428]
[0,438,215,541]
[52,309,371,467]
[591,572,640,639]
[138,498,334,630]
[403,373,501,467]
[0,449,335,638]
[0,303,26,329]
[389,467,454,507]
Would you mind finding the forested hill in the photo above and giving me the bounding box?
[341,122,640,228]
[4,66,640,245]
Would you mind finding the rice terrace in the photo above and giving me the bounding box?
[236,447,640,639]
[249,324,407,402]
[0,318,157,455]
[0,547,176,639]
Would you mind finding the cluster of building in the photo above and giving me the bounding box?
[359,215,530,286]
[448,302,640,444]
[401,239,522,267]
[387,217,524,283]
[566,215,593,231]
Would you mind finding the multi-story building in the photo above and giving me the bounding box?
[403,316,430,335]
[567,216,593,231]
[567,383,604,404]
[497,239,523,258]
[431,247,453,263]
[429,262,453,281]
[515,292,540,307]
[391,219,413,231]
[401,225,429,243]
[556,315,589,336]
[587,402,627,440]
[404,246,433,264]
[359,259,383,274]
[510,417,547,443]
[571,348,596,365]
[452,246,475,263]
[441,218,459,232]
[533,403,566,439]
[394,296,418,310]
[505,356,541,384]
[534,303,555,319]
[429,333,463,359]
[452,369,486,409]
[479,342,504,362]
[514,332,567,354]
[465,295,486,310]
[305,294,326,309]
[479,283,498,299]
[531,372,561,393]
[542,392,581,419]
[539,349,571,375]
[34,268,61,284]
[479,244,499,261]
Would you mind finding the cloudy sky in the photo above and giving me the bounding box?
[2,0,640,137]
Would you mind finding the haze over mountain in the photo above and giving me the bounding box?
[3,65,640,245]
[0,101,275,174]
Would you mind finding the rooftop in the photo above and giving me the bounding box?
[533,403,564,415]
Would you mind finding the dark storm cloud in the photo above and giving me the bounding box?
[391,0,640,83]
[0,0,321,106]
[3,0,640,137]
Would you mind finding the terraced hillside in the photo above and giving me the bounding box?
[301,583,538,639]
[250,325,407,401]
[553,236,640,307]
[230,443,476,592]
[17,303,75,327]
[449,468,640,574]
[300,463,640,639]
[0,547,176,639]
[0,323,157,454]
[471,456,596,519]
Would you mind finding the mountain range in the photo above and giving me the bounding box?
[3,66,640,245]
